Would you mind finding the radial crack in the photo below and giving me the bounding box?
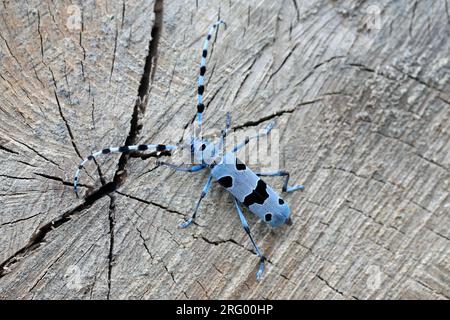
[54,90,83,160]
[232,99,321,130]
[0,181,116,278]
[106,196,116,299]
[316,274,344,296]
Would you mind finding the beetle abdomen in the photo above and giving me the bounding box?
[211,152,290,227]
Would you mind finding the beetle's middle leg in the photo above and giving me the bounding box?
[156,161,206,172]
[179,175,213,228]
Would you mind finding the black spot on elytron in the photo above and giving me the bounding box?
[243,179,269,207]
[217,176,233,188]
[202,49,207,58]
[78,165,83,169]
[87,155,94,160]
[102,148,111,154]
[200,66,206,76]
[138,144,148,151]
[265,213,272,222]
[207,34,211,40]
[235,158,246,171]
[200,144,206,151]
[197,103,205,113]
[74,176,78,181]
[198,85,205,95]
[210,161,217,169]
[119,146,129,153]
[278,198,285,205]
[156,144,166,151]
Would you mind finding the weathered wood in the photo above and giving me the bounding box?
[0,0,449,299]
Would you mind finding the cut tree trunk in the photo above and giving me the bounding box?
[0,0,449,299]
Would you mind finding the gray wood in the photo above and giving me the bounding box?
[0,0,449,299]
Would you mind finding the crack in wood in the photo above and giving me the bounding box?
[0,174,34,180]
[54,90,83,160]
[0,31,22,67]
[409,1,418,38]
[136,227,154,260]
[316,274,344,296]
[106,195,115,299]
[232,98,321,131]
[267,43,299,84]
[8,137,61,169]
[0,180,116,278]
[0,212,43,227]
[33,172,91,189]
[0,1,171,281]
[116,190,192,222]
[37,10,44,60]
[193,234,274,266]
[109,26,119,83]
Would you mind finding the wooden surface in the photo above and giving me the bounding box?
[0,0,449,299]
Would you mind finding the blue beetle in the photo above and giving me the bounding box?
[74,20,304,280]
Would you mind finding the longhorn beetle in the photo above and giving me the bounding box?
[74,20,305,280]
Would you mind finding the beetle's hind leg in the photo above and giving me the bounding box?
[255,170,304,193]
[233,197,266,281]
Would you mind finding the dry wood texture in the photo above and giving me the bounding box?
[0,0,449,299]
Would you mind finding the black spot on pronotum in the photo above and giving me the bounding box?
[265,213,272,222]
[278,198,285,205]
[156,144,166,151]
[217,176,233,188]
[235,158,246,171]
[200,144,206,151]
[119,146,129,153]
[202,49,207,58]
[200,66,206,76]
[198,85,205,95]
[243,179,270,207]
[87,155,94,160]
[102,148,111,154]
[197,103,205,113]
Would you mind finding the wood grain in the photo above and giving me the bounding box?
[0,0,449,299]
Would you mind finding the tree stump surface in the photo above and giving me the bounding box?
[0,0,449,299]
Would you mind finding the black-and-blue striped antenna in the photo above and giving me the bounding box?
[195,20,226,139]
